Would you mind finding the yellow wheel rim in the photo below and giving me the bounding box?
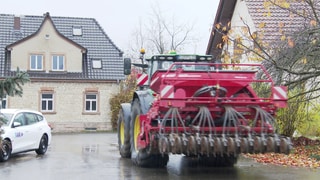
[120,120,125,145]
[133,116,141,151]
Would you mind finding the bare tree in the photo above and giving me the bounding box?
[128,4,196,58]
[163,15,194,52]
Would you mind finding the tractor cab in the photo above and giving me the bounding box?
[145,54,218,95]
[123,52,214,88]
[146,54,213,77]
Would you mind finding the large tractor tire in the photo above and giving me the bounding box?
[117,103,132,158]
[130,98,169,167]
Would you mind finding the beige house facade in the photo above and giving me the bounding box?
[0,12,124,132]
[8,82,119,132]
[207,0,307,62]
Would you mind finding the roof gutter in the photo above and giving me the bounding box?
[206,0,237,58]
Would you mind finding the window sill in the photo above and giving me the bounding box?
[27,70,45,73]
[82,112,100,115]
[41,111,57,115]
[49,70,67,74]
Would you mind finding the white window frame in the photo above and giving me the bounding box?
[73,26,82,36]
[52,55,65,71]
[85,93,98,112]
[41,93,54,112]
[1,95,7,109]
[30,54,43,70]
[92,59,102,69]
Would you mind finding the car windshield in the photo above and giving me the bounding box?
[0,113,12,126]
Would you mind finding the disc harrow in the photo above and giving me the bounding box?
[156,106,292,156]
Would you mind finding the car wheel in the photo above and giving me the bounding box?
[0,140,12,162]
[35,135,48,155]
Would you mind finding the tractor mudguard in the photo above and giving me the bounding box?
[120,103,131,120]
[132,90,154,114]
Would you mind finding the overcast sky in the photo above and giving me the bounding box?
[1,0,218,55]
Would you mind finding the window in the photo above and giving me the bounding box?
[41,93,54,112]
[92,59,102,69]
[85,94,97,112]
[13,113,26,126]
[73,26,82,36]
[52,55,64,71]
[1,95,7,109]
[30,54,43,70]
[24,113,39,125]
[37,114,44,121]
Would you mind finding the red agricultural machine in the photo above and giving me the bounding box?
[117,50,291,167]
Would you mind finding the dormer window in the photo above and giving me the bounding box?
[73,26,82,36]
[92,59,102,69]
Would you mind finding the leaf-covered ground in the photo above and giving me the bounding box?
[243,137,320,168]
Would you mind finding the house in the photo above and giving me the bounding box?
[206,0,308,62]
[0,12,125,132]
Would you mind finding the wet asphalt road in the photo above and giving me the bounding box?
[1,132,320,180]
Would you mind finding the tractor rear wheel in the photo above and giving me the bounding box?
[117,103,131,158]
[130,98,169,167]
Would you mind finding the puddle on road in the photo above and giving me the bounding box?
[110,143,118,147]
[82,144,99,153]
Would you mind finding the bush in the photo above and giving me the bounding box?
[277,99,307,137]
[109,73,137,130]
[276,89,308,137]
[276,88,320,137]
[295,104,320,137]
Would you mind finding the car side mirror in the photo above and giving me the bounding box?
[13,121,22,128]
[124,58,131,75]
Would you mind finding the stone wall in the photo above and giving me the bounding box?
[8,81,119,133]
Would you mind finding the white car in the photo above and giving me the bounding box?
[0,109,52,162]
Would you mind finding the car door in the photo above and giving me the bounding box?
[10,113,29,153]
[24,112,42,149]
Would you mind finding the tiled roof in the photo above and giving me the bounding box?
[0,13,125,81]
[207,0,311,56]
[246,0,308,47]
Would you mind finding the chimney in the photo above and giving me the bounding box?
[14,16,21,30]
